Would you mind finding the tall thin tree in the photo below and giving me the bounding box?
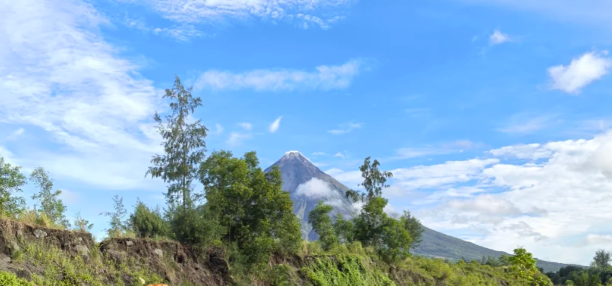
[345,156,393,203]
[147,76,208,210]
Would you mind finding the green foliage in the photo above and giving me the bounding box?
[592,249,611,271]
[399,210,424,248]
[13,239,167,286]
[147,76,207,210]
[303,255,396,286]
[0,156,26,217]
[101,195,128,237]
[128,199,168,238]
[72,211,94,232]
[378,216,411,264]
[200,151,302,266]
[345,156,393,203]
[165,202,221,245]
[0,271,34,286]
[509,247,551,285]
[29,167,69,228]
[333,213,355,244]
[308,201,338,251]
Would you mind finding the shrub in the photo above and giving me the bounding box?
[0,271,34,286]
[129,199,169,238]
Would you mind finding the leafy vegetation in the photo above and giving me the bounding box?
[0,271,33,286]
[545,249,612,285]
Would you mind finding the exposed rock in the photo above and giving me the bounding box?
[33,229,47,238]
[126,240,134,247]
[154,248,163,258]
[76,245,89,256]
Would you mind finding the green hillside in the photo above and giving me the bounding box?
[412,227,582,273]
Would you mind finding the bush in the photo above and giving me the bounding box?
[0,271,34,286]
[129,199,169,238]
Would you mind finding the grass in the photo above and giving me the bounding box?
[13,240,166,286]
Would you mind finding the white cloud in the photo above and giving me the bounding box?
[584,234,612,245]
[392,147,454,159]
[489,30,509,45]
[269,116,282,133]
[226,132,252,147]
[448,194,521,216]
[133,0,353,30]
[328,122,362,135]
[497,114,557,134]
[237,122,252,130]
[213,123,224,134]
[195,59,365,91]
[152,24,204,41]
[489,143,553,159]
[312,152,327,156]
[326,168,361,188]
[333,152,345,158]
[391,159,499,190]
[418,131,612,265]
[296,178,337,199]
[0,0,164,190]
[548,51,612,94]
[59,189,80,204]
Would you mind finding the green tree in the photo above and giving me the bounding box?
[509,247,551,286]
[200,151,302,266]
[147,76,208,210]
[345,157,393,203]
[592,249,612,271]
[101,195,127,237]
[0,156,26,217]
[378,216,412,264]
[308,201,338,251]
[354,196,389,247]
[129,199,169,238]
[333,213,355,244]
[399,210,424,248]
[29,167,69,228]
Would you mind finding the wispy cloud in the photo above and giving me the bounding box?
[312,152,328,156]
[548,51,612,94]
[213,124,224,134]
[226,132,252,147]
[489,30,510,45]
[0,0,163,190]
[328,122,362,135]
[121,14,203,41]
[130,0,354,30]
[153,25,204,41]
[269,117,282,133]
[497,114,557,135]
[237,122,252,131]
[195,59,367,91]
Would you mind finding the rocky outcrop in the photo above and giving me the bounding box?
[0,219,228,286]
[99,238,228,286]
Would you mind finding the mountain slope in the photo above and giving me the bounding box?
[414,227,575,273]
[264,151,354,240]
[265,151,578,273]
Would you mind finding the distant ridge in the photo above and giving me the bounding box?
[265,151,581,273]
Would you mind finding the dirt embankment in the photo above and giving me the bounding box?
[0,219,229,286]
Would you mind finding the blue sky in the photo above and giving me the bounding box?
[2,0,612,265]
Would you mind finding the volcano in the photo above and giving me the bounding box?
[264,151,354,240]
